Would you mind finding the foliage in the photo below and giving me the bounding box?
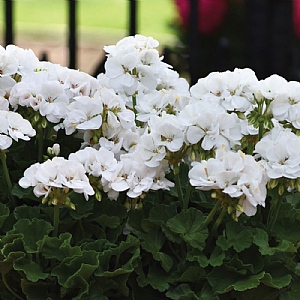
[0,35,300,300]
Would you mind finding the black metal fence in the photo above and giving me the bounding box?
[2,0,137,72]
[2,0,298,82]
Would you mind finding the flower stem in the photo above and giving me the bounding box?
[37,127,44,163]
[2,273,25,300]
[267,194,283,233]
[0,150,16,207]
[132,94,139,126]
[173,165,185,210]
[184,182,192,210]
[203,200,221,227]
[52,204,60,237]
[205,207,227,253]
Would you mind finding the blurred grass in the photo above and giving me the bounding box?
[0,0,179,46]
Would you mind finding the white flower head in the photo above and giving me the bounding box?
[19,157,95,201]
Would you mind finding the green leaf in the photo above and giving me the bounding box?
[149,202,178,226]
[207,266,265,294]
[153,252,173,272]
[238,245,264,274]
[209,246,225,267]
[187,248,210,268]
[216,222,253,252]
[261,262,293,289]
[0,203,10,228]
[198,283,219,300]
[280,278,300,300]
[13,205,42,220]
[1,236,24,257]
[37,232,81,261]
[79,281,108,300]
[68,193,95,220]
[95,235,140,277]
[137,265,170,292]
[262,273,292,289]
[14,256,49,282]
[92,236,140,297]
[167,208,208,251]
[96,214,121,229]
[253,228,297,255]
[9,218,53,253]
[11,185,38,201]
[172,264,206,283]
[52,250,99,287]
[166,283,199,300]
[21,279,54,300]
[140,229,164,252]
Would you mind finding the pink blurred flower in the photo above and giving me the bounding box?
[175,0,229,35]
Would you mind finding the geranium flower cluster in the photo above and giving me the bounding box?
[19,156,94,208]
[189,147,267,217]
[2,34,300,219]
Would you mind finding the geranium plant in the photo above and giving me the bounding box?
[0,36,300,300]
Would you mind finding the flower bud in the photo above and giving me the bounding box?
[41,117,48,129]
[33,114,40,124]
[92,135,99,144]
[190,150,196,161]
[137,201,143,210]
[227,205,233,215]
[296,178,300,192]
[124,199,131,210]
[95,190,102,201]
[69,203,76,210]
[235,204,243,213]
[278,184,285,196]
[211,192,217,199]
[267,179,278,190]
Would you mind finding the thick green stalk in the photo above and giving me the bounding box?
[0,151,12,191]
[184,182,192,210]
[267,194,283,233]
[173,165,185,210]
[0,150,16,207]
[37,127,44,163]
[132,94,139,126]
[205,207,227,252]
[52,204,60,237]
[203,200,221,227]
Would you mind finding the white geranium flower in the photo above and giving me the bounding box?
[0,135,12,150]
[37,81,69,123]
[269,81,300,125]
[189,149,267,217]
[179,101,242,150]
[5,111,36,141]
[0,45,18,76]
[137,133,166,167]
[0,111,35,143]
[63,95,103,135]
[256,74,287,100]
[148,112,185,152]
[69,146,118,180]
[19,157,95,200]
[0,95,9,111]
[190,68,258,113]
[6,45,39,76]
[255,126,300,179]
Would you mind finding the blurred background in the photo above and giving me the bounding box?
[1,0,300,84]
[0,0,178,75]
